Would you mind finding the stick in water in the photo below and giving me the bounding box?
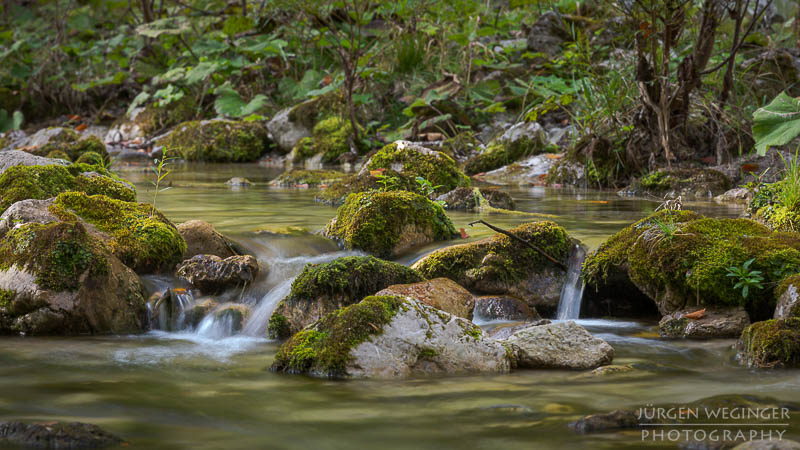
[468,219,568,271]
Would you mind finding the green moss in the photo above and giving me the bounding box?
[366,142,470,193]
[292,116,357,164]
[271,169,346,187]
[0,289,14,308]
[417,347,439,358]
[51,192,186,273]
[35,135,109,163]
[46,150,70,161]
[414,221,571,287]
[634,168,731,195]
[0,164,136,212]
[0,221,108,292]
[132,96,195,136]
[267,313,290,339]
[272,295,405,377]
[777,274,800,299]
[737,318,800,368]
[160,120,271,162]
[74,151,105,166]
[464,136,554,175]
[584,210,800,320]
[288,93,343,129]
[316,172,417,206]
[325,191,457,258]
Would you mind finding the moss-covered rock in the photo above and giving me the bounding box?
[268,255,423,339]
[290,116,358,164]
[27,132,109,164]
[271,295,511,378]
[45,150,70,161]
[269,169,346,187]
[51,192,186,273]
[412,221,573,316]
[749,180,800,232]
[74,151,105,166]
[0,164,136,212]
[583,210,800,321]
[775,275,800,319]
[160,120,271,162]
[107,96,195,143]
[436,187,515,211]
[315,172,418,206]
[363,141,470,193]
[0,221,147,335]
[625,168,731,198]
[324,191,457,258]
[465,122,552,175]
[736,318,800,368]
[375,277,475,320]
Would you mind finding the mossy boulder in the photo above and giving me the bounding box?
[291,116,358,164]
[0,149,70,176]
[362,141,470,194]
[160,120,271,162]
[412,221,573,316]
[775,275,800,319]
[582,210,800,321]
[0,163,136,212]
[464,122,551,175]
[266,107,312,153]
[0,221,147,335]
[736,318,800,368]
[51,192,186,273]
[749,180,800,232]
[271,295,511,379]
[269,169,346,187]
[315,172,417,206]
[268,255,423,339]
[34,135,109,163]
[625,168,731,198]
[324,191,457,259]
[436,187,515,211]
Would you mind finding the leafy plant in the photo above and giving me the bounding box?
[150,156,175,216]
[777,148,800,211]
[726,258,764,299]
[0,109,23,133]
[374,173,402,192]
[415,176,442,198]
[753,92,800,156]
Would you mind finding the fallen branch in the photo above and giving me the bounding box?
[468,220,568,272]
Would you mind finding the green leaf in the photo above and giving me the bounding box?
[127,92,151,115]
[136,17,190,38]
[214,83,268,118]
[753,92,800,156]
[185,62,219,85]
[0,109,23,133]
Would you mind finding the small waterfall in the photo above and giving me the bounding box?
[195,311,236,339]
[556,244,587,320]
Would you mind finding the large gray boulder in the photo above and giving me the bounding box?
[502,321,615,370]
[266,107,312,154]
[0,149,69,176]
[175,254,259,294]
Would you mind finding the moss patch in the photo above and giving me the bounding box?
[33,134,109,163]
[634,168,731,196]
[160,120,271,162]
[413,221,571,287]
[0,164,136,212]
[131,95,195,136]
[0,221,109,292]
[51,192,185,273]
[325,191,457,258]
[366,142,470,193]
[464,136,554,175]
[316,172,418,206]
[583,210,800,320]
[271,295,405,377]
[737,318,800,368]
[291,116,358,164]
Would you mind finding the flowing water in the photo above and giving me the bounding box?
[2,163,798,449]
[556,245,587,321]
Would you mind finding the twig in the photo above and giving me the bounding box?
[468,220,568,271]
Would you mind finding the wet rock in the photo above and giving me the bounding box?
[465,122,550,175]
[376,278,475,320]
[225,177,253,187]
[736,318,800,368]
[324,190,457,259]
[0,150,69,176]
[775,276,800,319]
[0,221,147,335]
[0,421,122,448]
[291,116,355,164]
[359,140,470,193]
[714,187,752,204]
[436,187,515,211]
[0,199,58,238]
[176,254,259,294]
[484,320,550,339]
[526,11,569,56]
[114,148,151,163]
[623,168,731,198]
[177,220,237,260]
[588,364,636,377]
[659,307,750,339]
[413,221,572,316]
[474,295,539,322]
[182,298,218,329]
[269,169,345,187]
[502,321,614,370]
[106,97,194,143]
[0,130,27,151]
[211,303,250,333]
[569,409,640,434]
[268,255,423,339]
[266,107,312,153]
[271,295,511,378]
[475,153,560,185]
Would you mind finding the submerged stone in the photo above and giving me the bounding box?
[269,169,345,187]
[0,421,123,449]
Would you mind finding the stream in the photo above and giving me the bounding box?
[2,163,797,449]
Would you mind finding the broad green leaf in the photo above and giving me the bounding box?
[214,83,268,118]
[753,92,800,156]
[185,62,219,84]
[127,91,151,115]
[0,109,23,133]
[136,17,190,38]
